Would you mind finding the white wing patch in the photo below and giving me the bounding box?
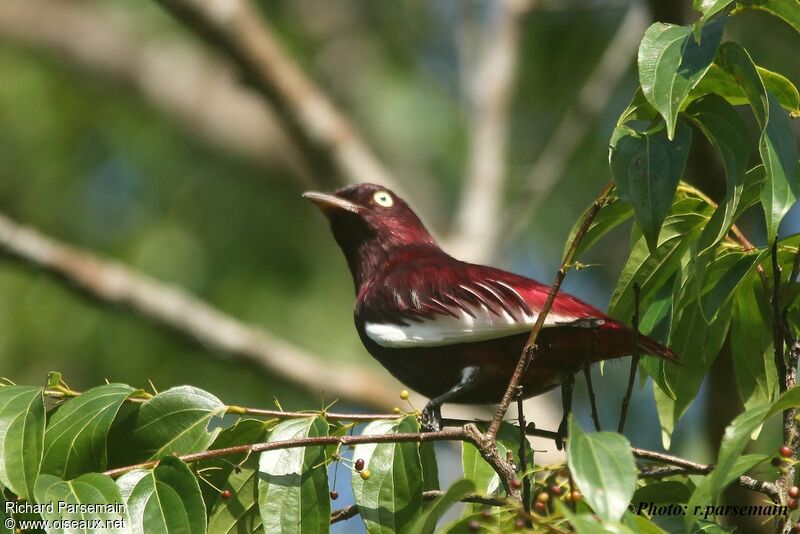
[365,303,576,348]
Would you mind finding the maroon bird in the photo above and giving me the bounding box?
[304,183,677,432]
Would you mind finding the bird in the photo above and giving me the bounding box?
[303,183,677,434]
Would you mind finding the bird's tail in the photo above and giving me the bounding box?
[638,333,679,363]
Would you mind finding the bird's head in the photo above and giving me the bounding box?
[303,183,436,288]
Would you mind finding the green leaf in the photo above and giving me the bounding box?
[564,195,635,261]
[717,42,800,241]
[420,442,440,492]
[686,454,767,529]
[637,18,725,139]
[133,385,226,460]
[609,197,710,322]
[407,479,475,534]
[632,480,692,505]
[624,512,670,534]
[694,0,734,26]
[40,383,134,480]
[691,64,800,117]
[199,418,269,509]
[119,456,206,534]
[743,0,800,35]
[653,297,734,448]
[258,416,329,534]
[731,273,777,411]
[558,500,637,534]
[0,483,11,534]
[461,422,533,513]
[0,386,45,499]
[610,121,693,252]
[567,416,636,522]
[685,95,750,253]
[201,419,270,533]
[34,473,127,533]
[352,416,423,534]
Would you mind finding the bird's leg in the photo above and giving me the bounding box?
[556,375,575,450]
[420,366,480,432]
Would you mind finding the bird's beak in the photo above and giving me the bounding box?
[302,191,363,214]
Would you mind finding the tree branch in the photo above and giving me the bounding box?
[0,211,399,410]
[0,0,312,182]
[152,0,407,197]
[487,181,614,440]
[448,0,530,263]
[631,447,781,503]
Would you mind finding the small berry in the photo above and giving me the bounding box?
[400,390,410,400]
[549,485,561,495]
[790,486,799,499]
[790,498,799,511]
[514,518,525,529]
[534,501,546,513]
[354,458,365,471]
[570,490,582,503]
[467,519,481,532]
[393,407,401,413]
[510,478,522,489]
[480,508,492,520]
[792,524,800,533]
[329,490,339,500]
[537,492,550,503]
[221,489,232,500]
[781,445,793,458]
[360,469,371,480]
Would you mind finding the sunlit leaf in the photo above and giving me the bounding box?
[352,416,423,534]
[258,416,330,534]
[41,383,135,480]
[133,386,226,460]
[717,42,799,241]
[637,18,725,139]
[0,386,45,499]
[119,457,206,534]
[34,473,127,534]
[567,416,636,522]
[691,64,800,117]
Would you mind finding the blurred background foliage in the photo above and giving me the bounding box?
[1,0,799,523]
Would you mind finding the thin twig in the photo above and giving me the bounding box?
[330,490,509,524]
[0,211,399,410]
[631,447,781,503]
[618,282,640,433]
[487,181,614,441]
[516,386,532,518]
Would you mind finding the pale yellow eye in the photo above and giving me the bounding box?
[373,190,394,207]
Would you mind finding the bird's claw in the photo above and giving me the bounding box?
[420,403,442,432]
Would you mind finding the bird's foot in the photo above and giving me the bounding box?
[420,403,442,432]
[556,418,568,450]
